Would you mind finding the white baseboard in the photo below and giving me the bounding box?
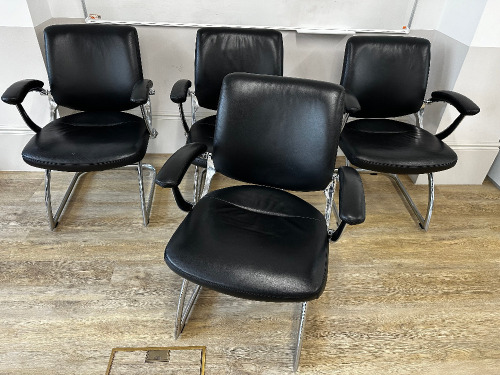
[0,113,188,171]
[410,142,500,185]
[1,118,498,186]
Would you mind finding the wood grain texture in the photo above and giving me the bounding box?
[0,155,499,374]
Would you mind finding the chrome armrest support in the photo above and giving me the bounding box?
[140,97,158,139]
[48,92,58,122]
[189,90,199,126]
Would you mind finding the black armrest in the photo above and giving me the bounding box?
[329,166,365,242]
[156,143,207,212]
[2,79,44,105]
[155,143,207,212]
[345,92,361,115]
[2,79,45,133]
[430,90,480,140]
[170,79,192,104]
[431,90,480,116]
[156,143,207,188]
[338,166,365,225]
[131,79,153,105]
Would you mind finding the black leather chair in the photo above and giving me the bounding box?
[339,36,480,230]
[2,24,158,230]
[156,73,365,371]
[170,27,283,201]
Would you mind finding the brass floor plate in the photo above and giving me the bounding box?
[106,346,206,375]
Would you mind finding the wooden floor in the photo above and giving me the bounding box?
[0,154,499,374]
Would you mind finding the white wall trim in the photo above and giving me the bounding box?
[2,116,499,176]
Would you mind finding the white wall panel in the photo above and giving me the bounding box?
[47,0,83,18]
[0,1,33,27]
[0,27,49,128]
[26,0,52,26]
[471,0,500,48]
[438,0,486,45]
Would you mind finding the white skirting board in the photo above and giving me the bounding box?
[410,143,499,185]
[1,115,498,186]
[0,113,187,171]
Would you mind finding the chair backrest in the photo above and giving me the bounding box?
[213,73,344,192]
[341,36,431,118]
[44,24,144,112]
[195,27,283,110]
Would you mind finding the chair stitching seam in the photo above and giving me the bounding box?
[57,120,140,126]
[352,159,455,169]
[208,196,323,222]
[22,154,143,167]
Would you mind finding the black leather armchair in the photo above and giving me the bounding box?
[156,73,365,371]
[338,36,479,231]
[2,24,158,230]
[170,27,283,201]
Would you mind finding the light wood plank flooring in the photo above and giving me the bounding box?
[0,154,499,374]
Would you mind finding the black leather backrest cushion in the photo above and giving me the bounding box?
[195,27,283,110]
[214,73,344,192]
[341,36,430,118]
[44,24,143,112]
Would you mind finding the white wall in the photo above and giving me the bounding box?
[26,0,52,26]
[1,0,499,186]
[471,0,500,186]
[0,0,49,170]
[47,0,83,19]
[411,0,499,185]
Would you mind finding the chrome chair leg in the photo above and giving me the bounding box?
[387,172,434,231]
[45,169,84,230]
[200,157,216,198]
[324,179,335,228]
[197,168,207,202]
[174,278,202,339]
[293,301,308,372]
[44,163,156,230]
[193,166,207,204]
[137,161,156,226]
[193,166,200,203]
[354,167,435,231]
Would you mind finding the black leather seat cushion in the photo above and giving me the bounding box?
[22,111,150,172]
[165,185,329,302]
[186,115,216,168]
[340,119,457,174]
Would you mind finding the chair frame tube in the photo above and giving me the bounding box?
[174,278,203,339]
[173,277,309,372]
[45,170,84,230]
[44,162,156,230]
[42,90,157,230]
[353,167,435,231]
[293,301,308,372]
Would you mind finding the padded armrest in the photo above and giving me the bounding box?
[130,79,153,104]
[2,79,44,105]
[170,79,192,104]
[431,90,480,116]
[345,92,361,114]
[338,166,365,225]
[156,143,207,188]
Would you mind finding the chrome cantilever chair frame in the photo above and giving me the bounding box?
[158,73,365,372]
[333,104,434,231]
[337,36,480,232]
[41,90,157,230]
[172,156,351,372]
